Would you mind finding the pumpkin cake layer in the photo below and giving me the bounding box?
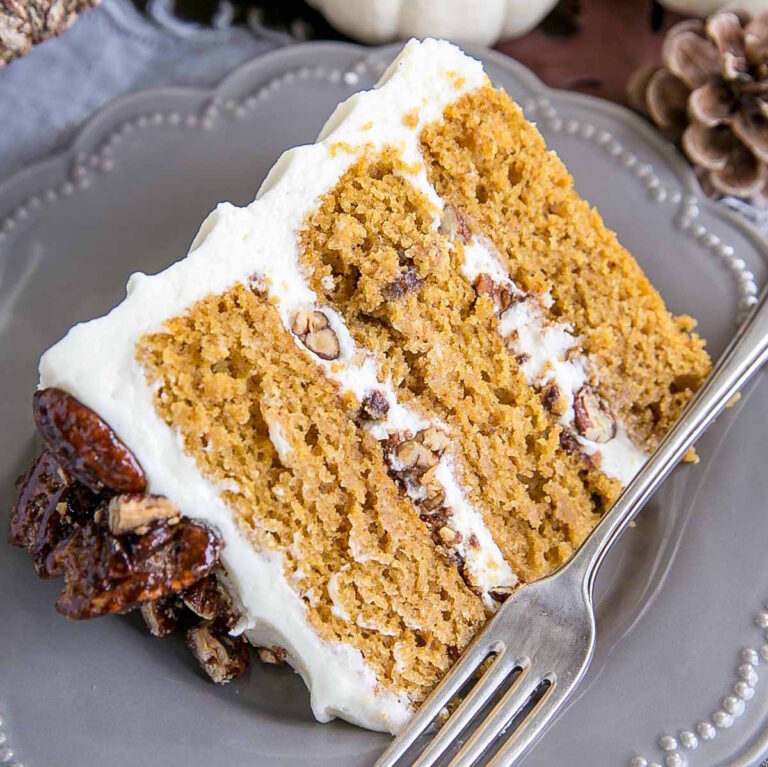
[37,39,710,733]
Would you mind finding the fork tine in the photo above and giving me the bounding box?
[374,639,502,767]
[410,649,522,767]
[484,682,563,767]
[446,666,543,767]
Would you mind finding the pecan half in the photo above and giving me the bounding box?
[573,386,616,444]
[108,494,180,535]
[53,518,222,619]
[8,450,102,578]
[33,388,146,493]
[187,620,249,684]
[140,597,182,638]
[291,309,340,361]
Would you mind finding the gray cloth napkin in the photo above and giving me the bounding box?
[0,0,282,183]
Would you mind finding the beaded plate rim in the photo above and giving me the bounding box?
[0,40,767,767]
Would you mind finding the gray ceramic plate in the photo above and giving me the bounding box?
[1,42,767,767]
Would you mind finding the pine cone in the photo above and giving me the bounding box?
[0,0,100,67]
[628,11,768,200]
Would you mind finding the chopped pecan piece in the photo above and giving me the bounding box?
[396,439,438,473]
[33,388,146,493]
[419,427,450,453]
[559,430,580,454]
[8,450,102,578]
[140,597,182,637]
[53,518,222,619]
[437,525,462,547]
[421,487,446,512]
[108,494,180,535]
[183,574,229,622]
[291,309,329,336]
[383,267,425,301]
[542,383,569,417]
[360,390,390,422]
[187,620,249,684]
[573,386,616,444]
[439,205,471,244]
[473,273,513,314]
[291,309,340,361]
[257,646,287,665]
[489,586,516,604]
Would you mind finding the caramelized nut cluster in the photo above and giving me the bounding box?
[8,388,256,685]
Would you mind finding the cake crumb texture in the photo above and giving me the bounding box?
[137,284,486,705]
[420,86,711,448]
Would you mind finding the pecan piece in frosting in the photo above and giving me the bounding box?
[8,450,103,578]
[573,386,616,444]
[439,205,471,244]
[359,390,390,422]
[53,517,222,619]
[291,309,340,361]
[473,273,513,314]
[33,388,146,494]
[542,383,569,417]
[187,620,249,684]
[108,494,180,535]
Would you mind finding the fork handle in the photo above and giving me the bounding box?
[573,285,768,594]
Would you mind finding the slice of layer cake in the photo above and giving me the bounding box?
[9,39,711,734]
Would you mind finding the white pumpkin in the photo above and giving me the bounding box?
[306,0,560,45]
[659,0,768,14]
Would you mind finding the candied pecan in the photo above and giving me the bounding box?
[108,494,180,535]
[8,450,102,578]
[187,620,249,684]
[573,386,616,444]
[141,597,182,637]
[33,388,146,493]
[359,390,390,422]
[53,518,222,619]
[257,646,287,665]
[183,574,229,622]
[383,267,424,301]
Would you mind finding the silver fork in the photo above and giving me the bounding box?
[376,285,768,767]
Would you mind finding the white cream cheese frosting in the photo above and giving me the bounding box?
[38,38,645,734]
